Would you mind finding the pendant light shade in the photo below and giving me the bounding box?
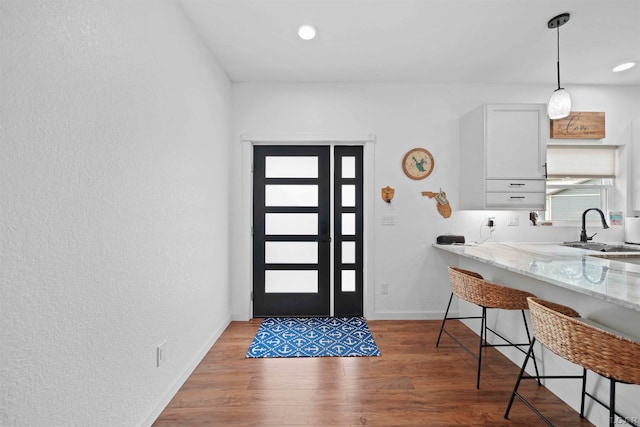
[548,88,571,119]
[547,13,571,119]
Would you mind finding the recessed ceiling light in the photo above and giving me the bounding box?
[612,61,637,72]
[297,24,317,41]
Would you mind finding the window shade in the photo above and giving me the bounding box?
[546,145,616,178]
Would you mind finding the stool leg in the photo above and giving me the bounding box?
[521,310,541,386]
[505,337,536,419]
[580,368,587,418]
[436,293,454,347]
[477,306,487,389]
[609,379,616,427]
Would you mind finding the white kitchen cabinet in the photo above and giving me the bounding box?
[459,104,548,210]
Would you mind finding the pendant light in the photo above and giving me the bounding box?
[547,13,571,119]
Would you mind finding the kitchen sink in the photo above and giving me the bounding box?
[562,242,640,253]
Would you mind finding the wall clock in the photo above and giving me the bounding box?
[402,148,434,180]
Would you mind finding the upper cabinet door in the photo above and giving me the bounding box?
[485,105,547,180]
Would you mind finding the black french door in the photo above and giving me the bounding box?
[252,145,363,317]
[334,146,364,316]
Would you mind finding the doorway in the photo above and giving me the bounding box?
[252,145,364,317]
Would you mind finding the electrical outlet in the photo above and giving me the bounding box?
[381,215,395,226]
[487,217,495,228]
[380,284,389,295]
[157,341,166,367]
[508,214,519,226]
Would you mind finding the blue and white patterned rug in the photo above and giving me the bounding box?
[246,317,381,358]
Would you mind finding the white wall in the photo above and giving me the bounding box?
[231,83,640,320]
[1,1,231,426]
[629,118,640,214]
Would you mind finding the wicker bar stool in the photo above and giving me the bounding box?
[436,266,540,388]
[505,297,640,427]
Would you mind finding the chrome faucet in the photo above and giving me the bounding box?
[580,208,609,243]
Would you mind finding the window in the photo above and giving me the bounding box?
[545,178,611,221]
[543,145,616,222]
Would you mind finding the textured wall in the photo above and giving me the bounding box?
[1,1,231,426]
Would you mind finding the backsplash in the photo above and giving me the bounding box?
[445,210,625,244]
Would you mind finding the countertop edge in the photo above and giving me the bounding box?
[433,243,640,312]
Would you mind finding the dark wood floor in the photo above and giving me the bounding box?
[153,319,594,426]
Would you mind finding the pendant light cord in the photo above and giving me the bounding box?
[556,26,562,90]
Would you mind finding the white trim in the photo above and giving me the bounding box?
[241,133,376,145]
[239,134,376,320]
[363,140,376,319]
[140,316,231,427]
[240,139,253,321]
[373,311,451,320]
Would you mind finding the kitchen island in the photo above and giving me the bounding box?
[434,242,640,427]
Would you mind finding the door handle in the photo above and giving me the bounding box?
[320,220,331,243]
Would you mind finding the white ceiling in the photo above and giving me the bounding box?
[180,0,640,86]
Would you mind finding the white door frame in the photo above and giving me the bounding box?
[239,133,376,320]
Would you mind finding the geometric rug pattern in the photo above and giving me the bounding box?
[246,317,381,358]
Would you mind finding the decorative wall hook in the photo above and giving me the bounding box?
[422,188,452,218]
[381,186,395,203]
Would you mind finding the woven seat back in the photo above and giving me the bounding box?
[448,267,535,310]
[528,297,640,385]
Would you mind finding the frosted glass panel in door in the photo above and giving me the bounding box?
[342,156,355,178]
[341,270,356,292]
[265,213,318,235]
[342,242,356,264]
[265,185,318,207]
[265,242,318,264]
[341,185,355,207]
[265,156,318,178]
[342,213,355,235]
[265,270,318,293]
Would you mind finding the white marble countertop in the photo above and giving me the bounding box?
[434,242,640,312]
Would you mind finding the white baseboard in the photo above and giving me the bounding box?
[231,313,251,321]
[230,312,455,321]
[371,311,456,320]
[140,315,232,427]
[231,313,454,321]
